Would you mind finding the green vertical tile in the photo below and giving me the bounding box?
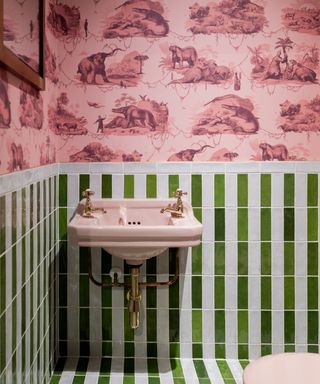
[0,313,5,374]
[308,311,318,345]
[30,184,34,229]
[284,174,294,207]
[168,175,179,197]
[261,311,272,343]
[261,242,271,275]
[284,208,295,241]
[284,277,294,309]
[79,308,90,340]
[238,242,248,275]
[102,175,112,198]
[238,311,248,343]
[238,277,248,309]
[12,245,17,298]
[192,276,202,308]
[59,275,67,307]
[261,174,271,207]
[12,191,17,245]
[147,309,157,342]
[215,277,225,309]
[0,255,5,316]
[260,208,271,241]
[284,311,295,344]
[59,174,68,207]
[238,208,248,241]
[261,277,271,309]
[214,209,225,241]
[308,277,318,309]
[170,359,184,379]
[22,187,26,236]
[192,244,202,275]
[238,174,248,207]
[284,242,294,275]
[215,310,225,343]
[169,309,179,342]
[307,208,318,241]
[79,275,89,307]
[215,242,225,275]
[37,181,41,223]
[307,174,318,206]
[79,174,90,201]
[216,360,236,383]
[214,174,225,207]
[59,208,68,241]
[102,309,112,340]
[308,243,318,275]
[146,175,157,198]
[124,175,134,198]
[192,175,202,207]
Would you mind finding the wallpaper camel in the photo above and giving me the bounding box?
[0,0,320,174]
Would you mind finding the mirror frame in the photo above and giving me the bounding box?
[0,0,45,90]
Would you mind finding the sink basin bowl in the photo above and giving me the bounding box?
[68,198,202,264]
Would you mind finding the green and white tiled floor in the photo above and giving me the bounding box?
[50,358,248,383]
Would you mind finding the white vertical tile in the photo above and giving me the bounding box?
[295,277,307,310]
[248,173,260,208]
[112,175,124,199]
[5,247,12,310]
[202,209,213,242]
[225,276,237,310]
[5,303,12,367]
[295,242,307,276]
[134,174,146,198]
[202,277,214,310]
[225,310,237,354]
[134,358,148,384]
[248,208,260,241]
[157,309,170,359]
[271,208,283,241]
[16,189,22,240]
[110,357,124,383]
[203,359,223,382]
[156,174,168,199]
[295,173,307,207]
[225,174,237,207]
[225,208,237,241]
[272,311,284,349]
[180,359,199,384]
[249,311,261,347]
[180,274,191,311]
[158,357,174,383]
[272,242,284,276]
[134,293,147,358]
[202,243,214,276]
[179,174,191,203]
[248,242,261,276]
[295,310,307,346]
[89,308,102,357]
[295,208,307,241]
[5,193,12,251]
[202,174,214,208]
[202,310,214,357]
[179,309,192,344]
[272,173,284,207]
[90,174,101,199]
[68,174,80,208]
[225,242,237,276]
[272,277,284,310]
[249,276,261,310]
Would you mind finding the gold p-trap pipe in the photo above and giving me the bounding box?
[127,267,141,329]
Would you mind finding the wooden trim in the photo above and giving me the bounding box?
[0,0,45,90]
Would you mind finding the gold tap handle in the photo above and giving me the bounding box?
[173,188,187,198]
[82,189,95,198]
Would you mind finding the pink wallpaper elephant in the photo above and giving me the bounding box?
[0,0,320,175]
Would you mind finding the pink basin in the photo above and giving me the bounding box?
[243,353,320,384]
[68,198,202,264]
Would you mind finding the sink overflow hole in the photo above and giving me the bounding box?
[128,221,141,225]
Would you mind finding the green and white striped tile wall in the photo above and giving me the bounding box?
[57,162,320,361]
[0,164,59,384]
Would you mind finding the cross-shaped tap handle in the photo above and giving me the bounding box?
[82,189,95,198]
[173,188,187,198]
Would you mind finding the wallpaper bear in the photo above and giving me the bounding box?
[0,0,320,174]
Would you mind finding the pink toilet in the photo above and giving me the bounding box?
[243,353,320,384]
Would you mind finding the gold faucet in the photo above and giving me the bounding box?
[160,188,187,218]
[82,189,106,217]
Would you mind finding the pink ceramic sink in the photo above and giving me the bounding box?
[68,198,202,264]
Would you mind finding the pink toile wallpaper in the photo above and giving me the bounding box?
[1,0,320,174]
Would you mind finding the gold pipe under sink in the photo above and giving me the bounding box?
[127,267,141,329]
